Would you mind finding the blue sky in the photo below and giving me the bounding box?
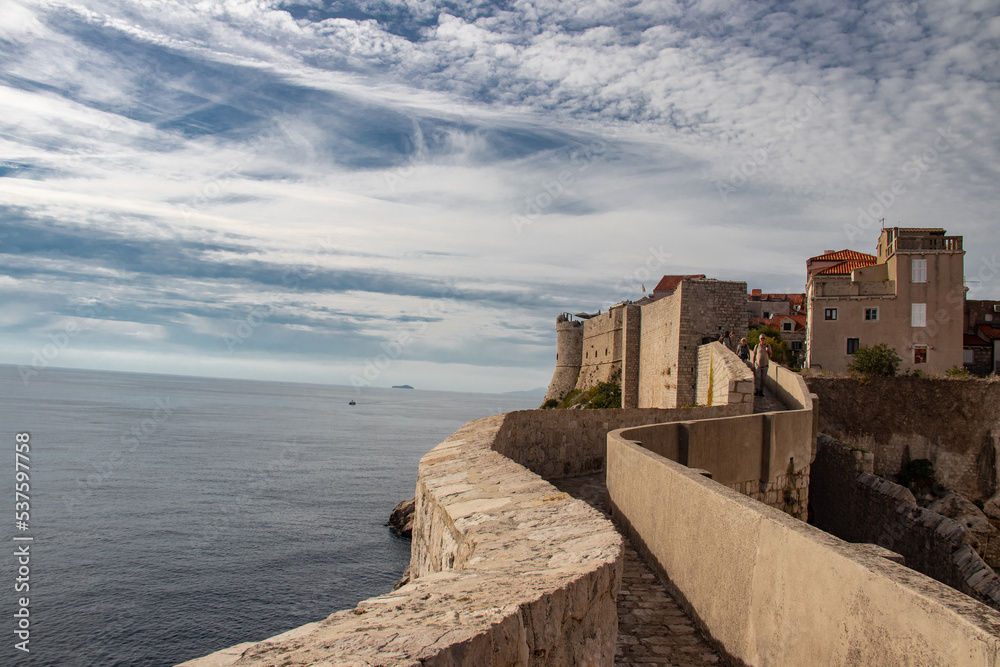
[1,0,998,393]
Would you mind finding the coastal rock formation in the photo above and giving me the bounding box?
[386,497,415,538]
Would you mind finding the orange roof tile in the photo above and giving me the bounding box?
[815,258,878,276]
[807,249,877,263]
[979,325,1000,340]
[965,333,991,346]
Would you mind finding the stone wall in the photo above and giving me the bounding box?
[810,433,1000,609]
[615,364,816,519]
[695,342,754,409]
[607,431,1000,666]
[621,305,642,409]
[676,280,748,406]
[575,308,624,391]
[180,414,625,667]
[805,376,1000,500]
[637,290,682,408]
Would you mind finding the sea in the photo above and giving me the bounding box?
[0,364,541,666]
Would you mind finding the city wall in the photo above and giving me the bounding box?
[696,342,755,409]
[810,434,1000,609]
[545,278,747,408]
[576,308,623,389]
[805,376,1000,500]
[180,407,739,667]
[615,363,815,519]
[607,431,1000,665]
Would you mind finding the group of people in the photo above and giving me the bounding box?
[718,330,771,397]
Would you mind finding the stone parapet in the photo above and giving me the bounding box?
[179,414,625,667]
[695,342,754,410]
[810,434,1000,610]
[607,432,1000,665]
[805,375,1000,501]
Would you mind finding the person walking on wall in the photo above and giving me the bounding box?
[736,337,750,364]
[751,337,771,397]
[721,331,734,351]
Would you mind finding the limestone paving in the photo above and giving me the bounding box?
[552,474,720,667]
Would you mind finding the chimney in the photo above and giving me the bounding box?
[751,289,762,297]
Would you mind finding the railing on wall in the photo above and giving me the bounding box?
[888,235,963,255]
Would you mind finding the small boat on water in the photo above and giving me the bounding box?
[348,400,356,405]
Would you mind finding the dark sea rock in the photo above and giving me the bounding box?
[386,497,415,538]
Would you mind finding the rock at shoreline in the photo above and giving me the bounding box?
[386,497,415,538]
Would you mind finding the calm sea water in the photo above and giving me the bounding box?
[0,365,540,666]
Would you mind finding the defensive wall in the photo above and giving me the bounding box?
[805,376,1000,501]
[180,406,739,667]
[607,366,1000,665]
[615,364,816,520]
[810,433,1000,610]
[545,278,748,408]
[180,362,1000,666]
[576,308,624,390]
[696,342,755,410]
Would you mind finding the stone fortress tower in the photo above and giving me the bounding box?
[543,314,584,404]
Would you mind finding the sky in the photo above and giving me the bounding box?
[1,0,998,393]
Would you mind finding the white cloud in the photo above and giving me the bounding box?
[1,0,998,390]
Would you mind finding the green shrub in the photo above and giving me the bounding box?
[556,389,581,409]
[847,343,901,377]
[584,380,622,409]
[540,398,558,409]
[945,365,973,378]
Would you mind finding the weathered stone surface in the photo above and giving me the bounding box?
[608,429,1000,666]
[181,414,625,667]
[386,497,415,538]
[928,493,996,538]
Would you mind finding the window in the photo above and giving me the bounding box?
[782,321,793,331]
[912,303,927,327]
[763,311,772,319]
[847,338,860,355]
[987,313,994,322]
[825,308,838,320]
[914,346,928,364]
[865,308,878,321]
[791,341,803,351]
[912,259,927,283]
[964,349,975,364]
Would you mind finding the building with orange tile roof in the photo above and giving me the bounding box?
[806,227,965,374]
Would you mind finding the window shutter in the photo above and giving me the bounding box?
[912,303,927,327]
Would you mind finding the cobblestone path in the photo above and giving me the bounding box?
[552,474,720,667]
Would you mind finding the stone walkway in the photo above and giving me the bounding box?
[753,384,787,413]
[552,474,720,667]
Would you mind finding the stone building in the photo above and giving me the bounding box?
[544,276,748,408]
[805,227,965,374]
[746,289,806,319]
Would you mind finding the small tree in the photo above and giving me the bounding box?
[748,325,791,365]
[848,343,901,377]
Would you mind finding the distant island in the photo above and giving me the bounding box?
[392,384,414,389]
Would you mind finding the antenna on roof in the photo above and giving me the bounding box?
[880,218,885,230]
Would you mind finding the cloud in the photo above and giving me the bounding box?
[0,0,998,391]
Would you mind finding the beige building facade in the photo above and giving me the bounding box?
[806,228,965,374]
